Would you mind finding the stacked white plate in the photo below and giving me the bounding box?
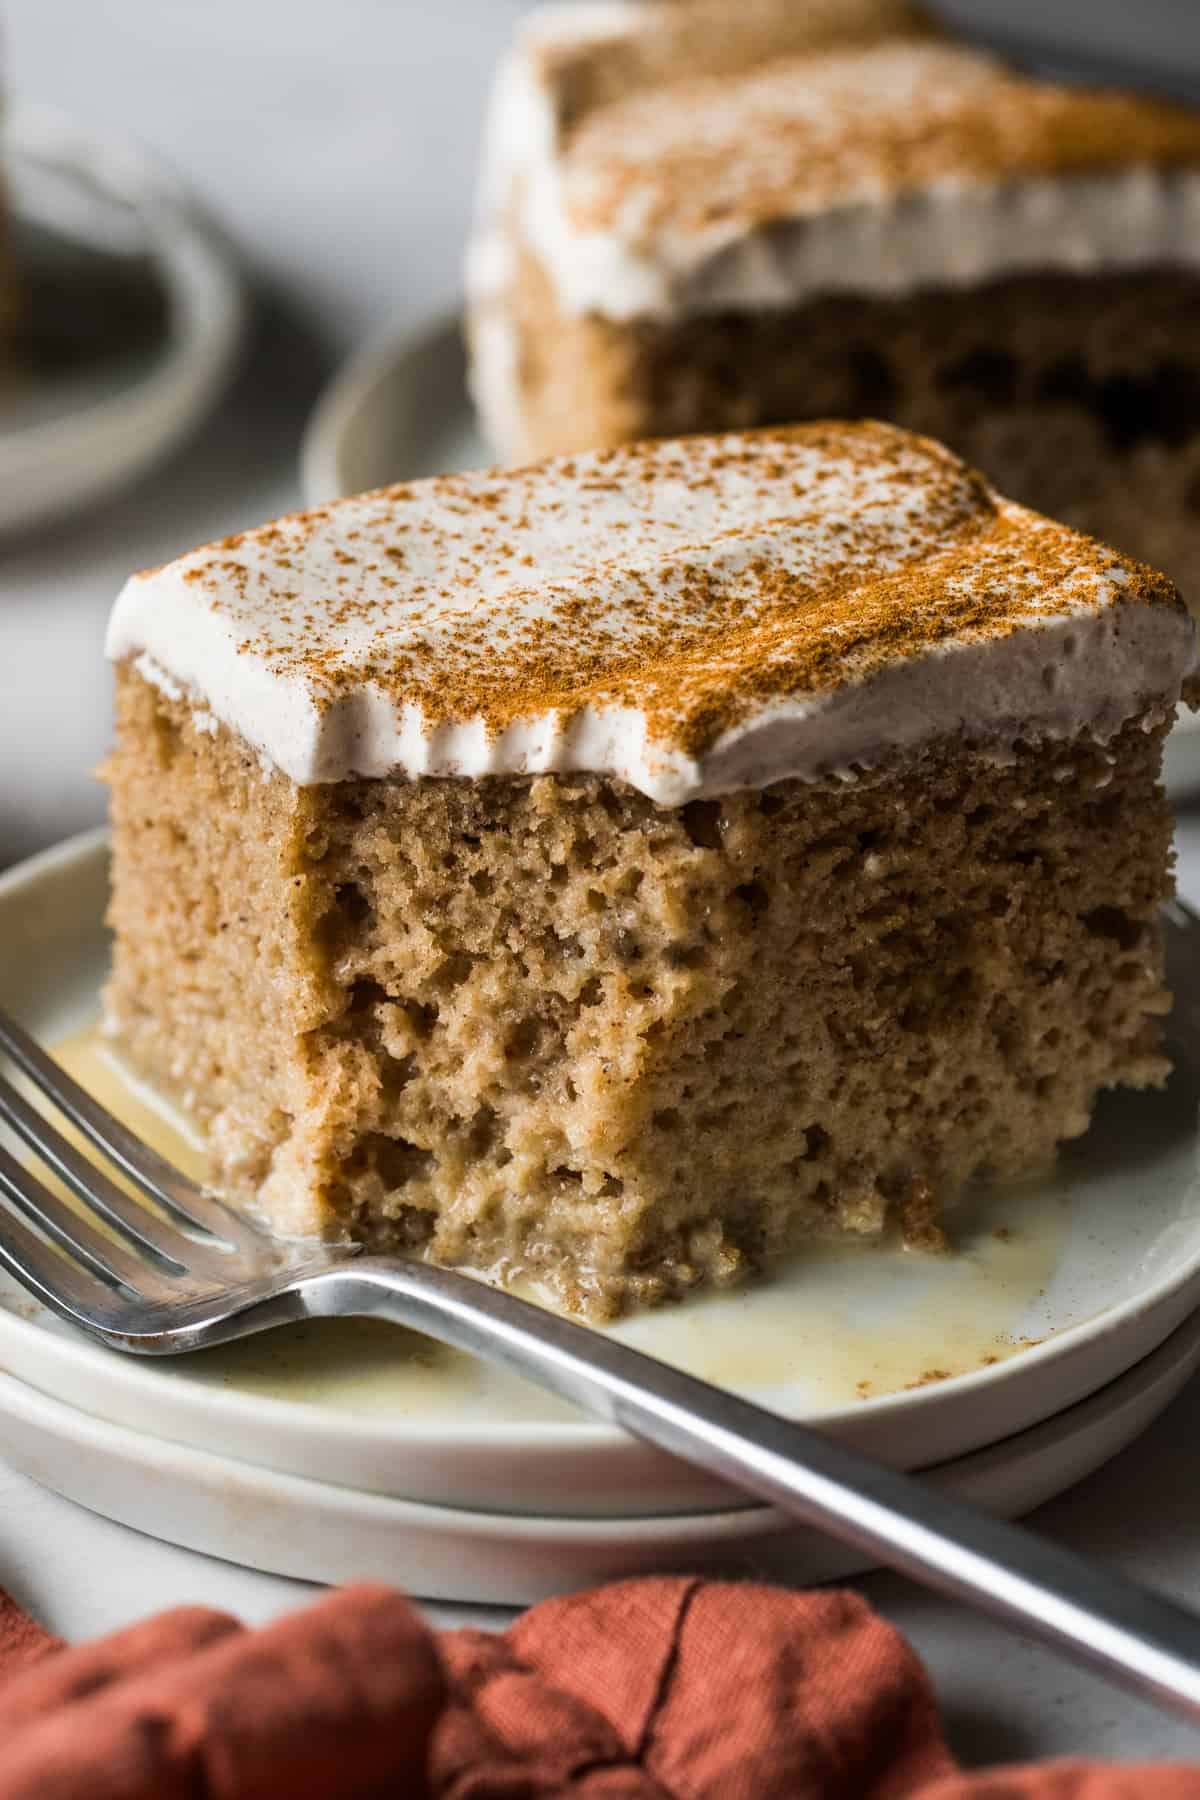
[2,832,1200,1606]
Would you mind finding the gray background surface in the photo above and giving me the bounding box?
[5,0,1200,1771]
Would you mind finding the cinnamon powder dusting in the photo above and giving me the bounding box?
[127,421,1181,765]
[556,38,1200,247]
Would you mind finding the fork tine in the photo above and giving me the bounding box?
[0,1200,128,1329]
[0,1008,265,1249]
[0,1142,175,1296]
[0,1071,202,1271]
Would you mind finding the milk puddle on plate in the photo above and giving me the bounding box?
[44,1021,1072,1426]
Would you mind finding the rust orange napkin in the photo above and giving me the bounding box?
[0,1576,1195,1797]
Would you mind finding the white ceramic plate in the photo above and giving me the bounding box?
[0,101,244,536]
[3,830,1200,1520]
[1,1297,1196,1606]
[300,313,485,505]
[299,314,1200,802]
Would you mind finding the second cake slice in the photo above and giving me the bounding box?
[468,0,1200,585]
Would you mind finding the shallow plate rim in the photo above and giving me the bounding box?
[2,1275,1197,1541]
[299,310,467,507]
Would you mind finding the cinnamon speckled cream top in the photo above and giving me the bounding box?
[105,423,1195,806]
[469,1,1200,328]
[559,40,1200,245]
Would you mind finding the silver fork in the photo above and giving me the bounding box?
[3,1005,1200,1723]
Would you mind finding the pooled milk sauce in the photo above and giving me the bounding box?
[29,1021,1072,1427]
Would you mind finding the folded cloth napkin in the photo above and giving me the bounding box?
[0,1577,1196,1798]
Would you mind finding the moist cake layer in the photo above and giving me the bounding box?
[106,669,1177,1317]
[105,424,1192,806]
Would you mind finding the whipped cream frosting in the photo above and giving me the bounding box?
[467,7,1200,451]
[106,425,1194,807]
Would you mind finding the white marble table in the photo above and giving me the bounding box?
[4,0,1200,1773]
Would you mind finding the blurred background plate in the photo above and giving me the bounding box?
[1162,715,1200,802]
[0,100,244,537]
[301,313,486,504]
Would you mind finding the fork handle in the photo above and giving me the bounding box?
[279,1257,1200,1721]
